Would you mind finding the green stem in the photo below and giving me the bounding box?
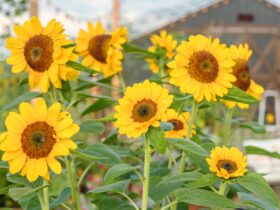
[216,182,228,210]
[37,179,49,210]
[118,192,140,210]
[141,135,151,210]
[160,200,178,210]
[77,162,94,187]
[223,108,233,146]
[66,158,82,210]
[118,73,126,93]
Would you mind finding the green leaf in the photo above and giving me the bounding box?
[80,120,105,134]
[50,187,71,209]
[237,173,280,208]
[82,98,117,116]
[146,126,166,154]
[123,43,160,58]
[220,86,259,104]
[160,122,174,131]
[175,188,238,208]
[8,187,36,201]
[184,174,218,189]
[166,138,208,157]
[76,77,114,91]
[61,80,72,102]
[245,145,280,159]
[7,174,31,187]
[90,195,134,210]
[0,186,11,195]
[66,61,99,74]
[87,180,130,195]
[2,92,41,111]
[238,192,277,210]
[0,161,8,169]
[104,164,140,184]
[236,121,266,134]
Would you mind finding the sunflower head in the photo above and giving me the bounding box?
[206,146,247,179]
[266,113,275,124]
[168,34,236,102]
[6,16,79,93]
[161,109,196,138]
[0,98,79,182]
[114,80,173,138]
[146,30,177,73]
[75,21,128,77]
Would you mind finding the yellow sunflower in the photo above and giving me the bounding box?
[168,34,236,102]
[146,30,177,73]
[266,113,275,124]
[223,44,264,109]
[75,22,128,77]
[0,98,79,182]
[6,16,79,93]
[114,80,173,138]
[206,146,247,179]
[161,109,196,138]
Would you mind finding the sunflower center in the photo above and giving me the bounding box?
[21,121,56,159]
[232,60,251,91]
[88,34,112,63]
[24,35,54,72]
[188,51,219,83]
[217,159,237,174]
[168,119,184,131]
[132,99,158,122]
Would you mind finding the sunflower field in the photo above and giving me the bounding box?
[0,16,279,210]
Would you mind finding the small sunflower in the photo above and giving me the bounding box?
[266,113,275,124]
[206,146,247,179]
[0,98,79,182]
[146,30,177,73]
[75,22,128,77]
[168,34,236,102]
[6,16,79,93]
[161,109,196,138]
[114,80,173,138]
[223,44,264,109]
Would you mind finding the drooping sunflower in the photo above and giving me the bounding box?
[146,30,177,73]
[0,98,79,182]
[223,44,264,109]
[75,22,128,77]
[206,146,247,179]
[161,109,196,138]
[6,16,79,93]
[168,34,236,102]
[114,80,173,138]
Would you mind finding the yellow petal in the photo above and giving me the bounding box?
[5,112,26,134]
[9,152,27,174]
[46,103,61,126]
[47,157,62,174]
[26,158,39,182]
[57,124,80,138]
[34,98,48,121]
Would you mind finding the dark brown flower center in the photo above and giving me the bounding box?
[131,99,158,122]
[88,34,112,63]
[21,121,56,158]
[217,159,237,174]
[188,51,219,83]
[168,119,184,131]
[24,35,54,72]
[232,60,251,91]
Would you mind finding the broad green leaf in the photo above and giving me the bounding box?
[2,92,41,111]
[97,113,116,122]
[0,186,11,195]
[166,138,208,157]
[104,164,140,184]
[0,161,8,169]
[90,195,134,210]
[50,187,71,209]
[76,77,114,91]
[87,180,130,195]
[82,98,117,116]
[245,145,280,159]
[8,187,36,201]
[238,192,277,210]
[61,80,72,102]
[220,86,258,104]
[160,122,174,131]
[80,120,105,134]
[7,174,31,187]
[146,126,166,154]
[184,174,218,189]
[73,148,105,161]
[49,174,69,197]
[175,188,238,208]
[123,43,159,58]
[66,61,99,74]
[237,173,280,208]
[108,145,134,158]
[236,121,266,134]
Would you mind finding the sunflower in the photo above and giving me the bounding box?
[6,16,79,93]
[161,109,196,138]
[168,34,236,102]
[146,30,177,73]
[206,146,247,179]
[75,22,128,77]
[0,98,79,182]
[114,80,173,138]
[266,113,275,124]
[223,44,264,109]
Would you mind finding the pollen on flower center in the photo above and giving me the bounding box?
[24,35,54,72]
[21,121,56,158]
[88,34,112,63]
[168,119,184,131]
[217,159,237,174]
[188,50,219,83]
[233,61,251,91]
[132,99,158,122]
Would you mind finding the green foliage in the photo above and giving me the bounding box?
[220,86,259,104]
[245,145,280,159]
[146,126,166,154]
